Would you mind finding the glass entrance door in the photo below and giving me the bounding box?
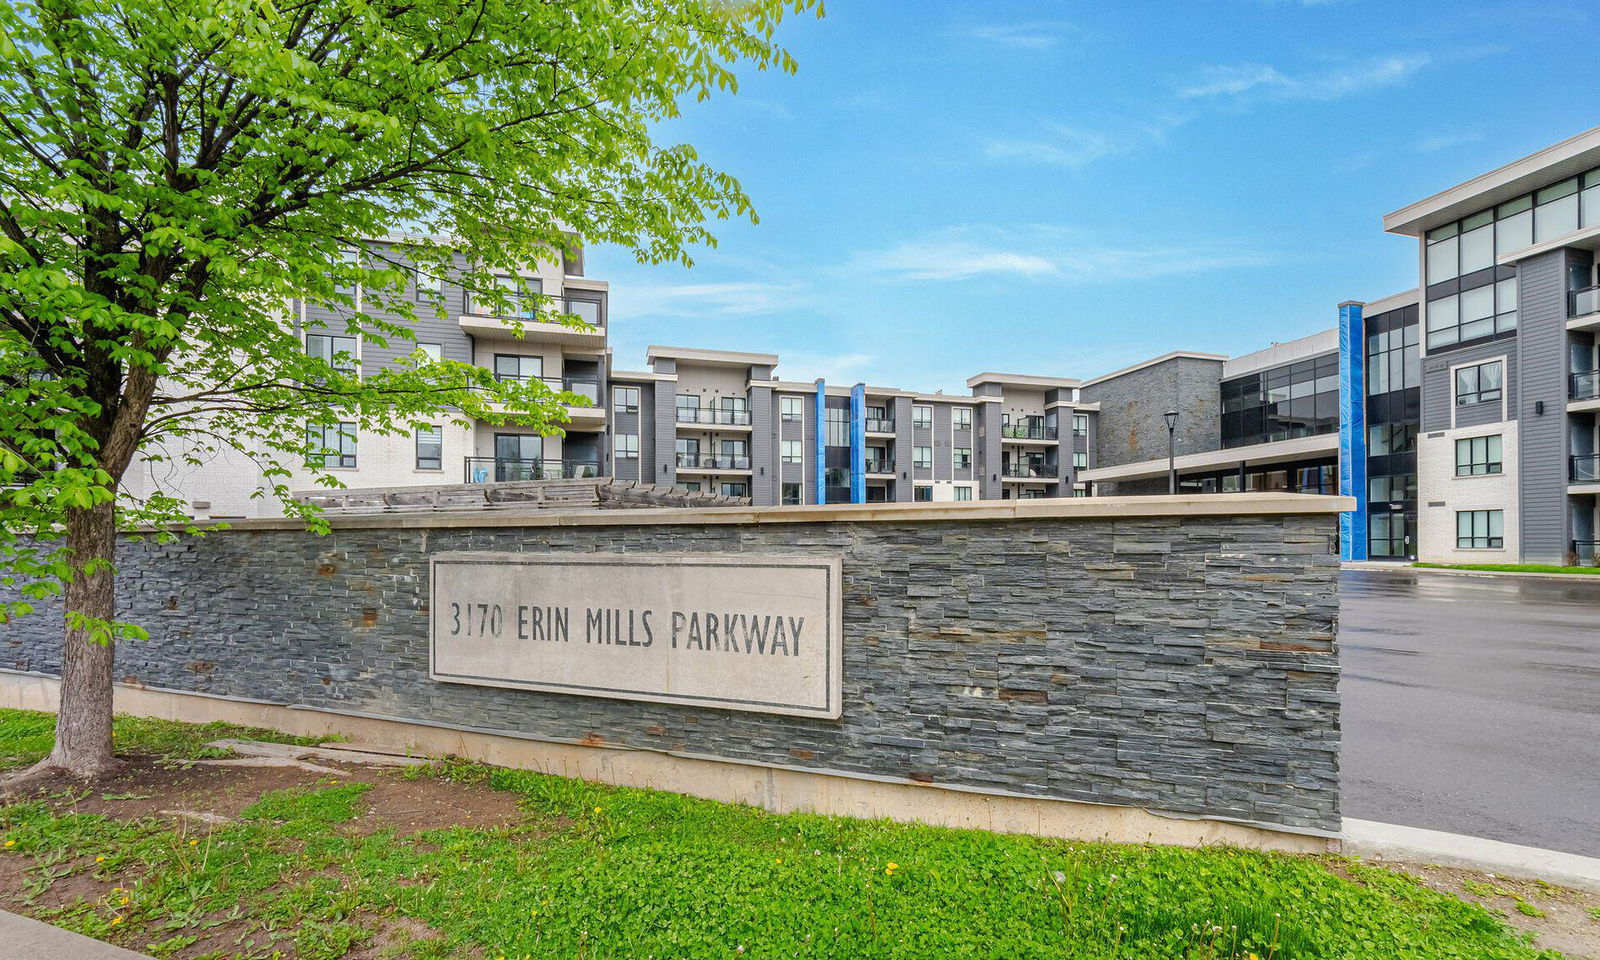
[494,434,544,480]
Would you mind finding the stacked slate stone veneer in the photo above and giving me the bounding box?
[3,512,1341,831]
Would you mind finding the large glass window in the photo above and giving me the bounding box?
[493,354,542,382]
[912,446,933,468]
[953,486,972,501]
[1424,165,1600,283]
[1455,435,1503,476]
[614,433,638,459]
[1535,179,1580,243]
[1456,510,1504,549]
[306,333,358,375]
[488,275,542,317]
[781,440,803,463]
[1072,451,1088,468]
[1455,361,1503,407]
[780,396,804,422]
[781,483,801,505]
[415,425,442,470]
[1072,414,1089,436]
[612,386,640,414]
[308,422,357,468]
[825,406,850,447]
[953,408,972,430]
[913,486,933,502]
[912,405,932,429]
[953,447,972,469]
[1220,352,1340,449]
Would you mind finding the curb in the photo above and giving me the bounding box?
[0,908,153,959]
[1343,819,1600,894]
[1341,562,1600,582]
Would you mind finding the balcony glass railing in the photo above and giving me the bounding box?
[1002,462,1053,479]
[1570,454,1600,483]
[675,408,753,426]
[864,457,895,474]
[1571,370,1600,402]
[675,453,752,470]
[864,417,895,433]
[1572,285,1600,319]
[489,374,600,404]
[1001,423,1058,441]
[471,297,602,327]
[463,458,602,483]
[1573,540,1600,567]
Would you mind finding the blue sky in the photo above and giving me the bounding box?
[590,0,1596,390]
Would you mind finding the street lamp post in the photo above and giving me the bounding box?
[1163,409,1179,495]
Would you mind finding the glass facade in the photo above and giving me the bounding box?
[1364,304,1420,560]
[1220,353,1340,449]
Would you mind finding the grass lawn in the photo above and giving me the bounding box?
[1414,562,1600,576]
[0,708,1581,959]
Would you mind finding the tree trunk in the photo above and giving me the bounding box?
[43,500,121,778]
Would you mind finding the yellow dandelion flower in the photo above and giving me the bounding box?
[2,840,13,848]
[120,897,130,906]
[96,856,105,863]
[111,917,123,926]
[188,839,198,846]
[593,807,602,815]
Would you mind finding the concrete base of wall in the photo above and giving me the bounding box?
[1,671,1335,855]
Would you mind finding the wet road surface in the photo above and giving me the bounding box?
[1339,568,1600,857]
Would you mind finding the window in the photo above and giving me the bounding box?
[308,422,357,468]
[1456,510,1504,549]
[913,445,932,469]
[1072,452,1088,469]
[306,333,358,375]
[953,486,972,502]
[614,433,639,459]
[1455,361,1503,407]
[953,447,972,469]
[493,354,542,383]
[489,274,542,317]
[912,405,932,429]
[613,386,640,414]
[953,408,972,430]
[563,298,601,326]
[913,486,933,502]
[780,396,804,422]
[1455,435,1503,476]
[720,482,748,498]
[410,265,445,298]
[1368,474,1417,504]
[781,440,803,463]
[1368,423,1417,455]
[681,481,702,492]
[781,483,802,505]
[825,405,850,447]
[1072,414,1088,436]
[1422,165,1600,284]
[415,342,442,362]
[414,425,442,470]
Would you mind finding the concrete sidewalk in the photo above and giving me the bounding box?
[1342,560,1600,582]
[0,909,152,960]
[1344,819,1600,894]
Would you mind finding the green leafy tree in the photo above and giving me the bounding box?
[0,0,819,776]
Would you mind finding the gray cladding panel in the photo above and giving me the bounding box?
[1420,339,1519,434]
[1516,250,1575,561]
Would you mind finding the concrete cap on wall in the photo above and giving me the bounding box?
[160,493,1357,534]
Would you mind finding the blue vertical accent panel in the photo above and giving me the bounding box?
[1338,301,1368,561]
[849,383,867,504]
[813,379,827,505]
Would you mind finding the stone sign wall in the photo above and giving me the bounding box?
[1,498,1344,833]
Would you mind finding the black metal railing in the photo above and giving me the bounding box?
[463,458,601,483]
[1572,540,1600,567]
[1571,370,1600,402]
[1570,454,1600,483]
[487,374,600,404]
[1002,462,1053,479]
[675,454,752,470]
[864,417,895,433]
[1572,284,1600,319]
[675,407,753,426]
[864,457,895,474]
[1002,423,1058,441]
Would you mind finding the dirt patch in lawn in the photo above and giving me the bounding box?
[1371,860,1600,959]
[1,752,526,836]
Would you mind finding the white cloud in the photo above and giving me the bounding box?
[965,20,1078,50]
[1178,54,1431,102]
[777,351,876,383]
[983,118,1178,169]
[617,280,803,318]
[847,227,1273,285]
[1414,128,1485,153]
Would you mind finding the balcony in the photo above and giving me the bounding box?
[458,297,606,346]
[463,458,602,484]
[484,375,604,429]
[1571,371,1600,402]
[1002,462,1054,480]
[864,417,895,434]
[1001,424,1058,442]
[864,457,895,474]
[1570,454,1600,484]
[675,453,752,472]
[1573,285,1600,319]
[1573,540,1600,567]
[676,408,753,428]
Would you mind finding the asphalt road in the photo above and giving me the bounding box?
[1339,568,1600,858]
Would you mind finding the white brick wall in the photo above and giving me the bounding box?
[1417,420,1520,563]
